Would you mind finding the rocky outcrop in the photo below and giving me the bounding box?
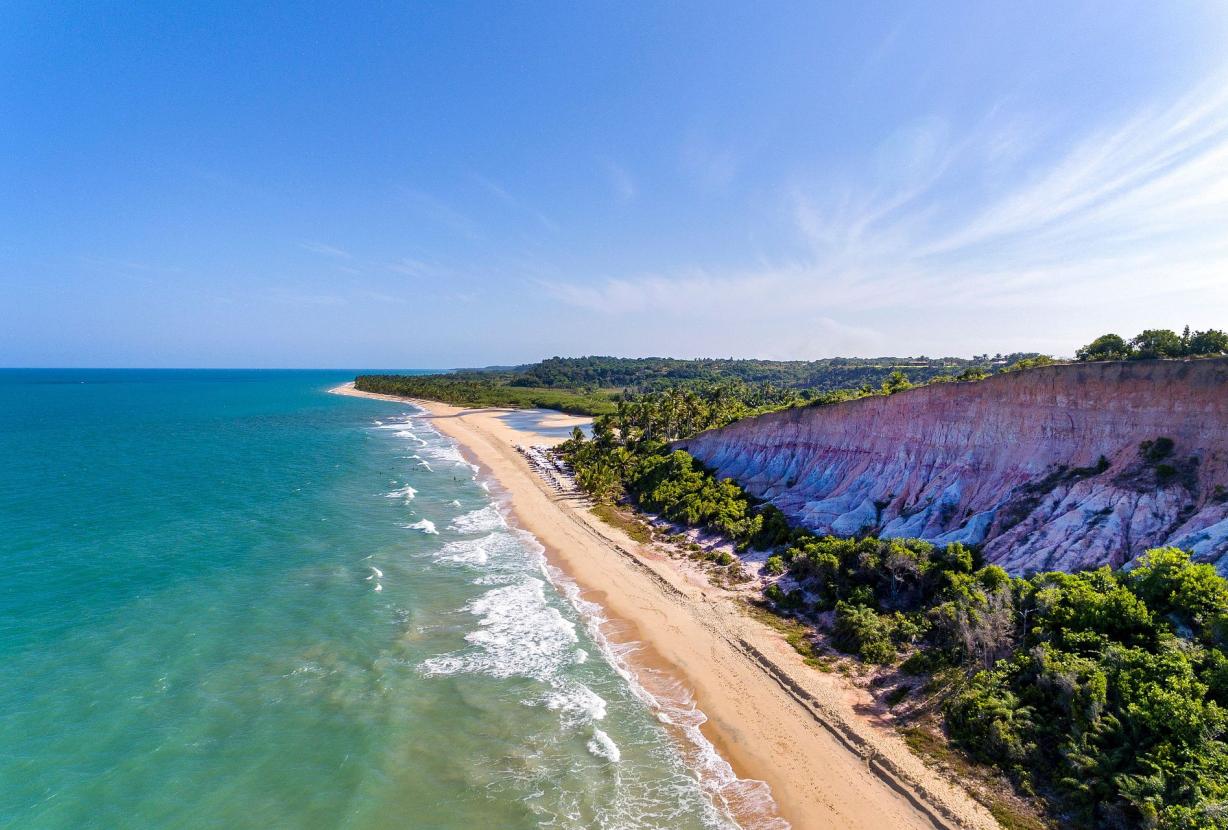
[678,359,1228,574]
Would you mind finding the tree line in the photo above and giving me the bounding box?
[353,374,618,415]
[1077,327,1228,362]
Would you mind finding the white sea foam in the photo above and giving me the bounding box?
[544,680,607,725]
[435,536,491,566]
[550,565,789,829]
[420,578,579,681]
[416,569,621,747]
[420,443,468,467]
[385,484,417,502]
[364,405,770,827]
[413,476,781,827]
[450,499,461,507]
[587,728,621,762]
[449,504,506,534]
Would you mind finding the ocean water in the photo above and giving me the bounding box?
[0,370,760,830]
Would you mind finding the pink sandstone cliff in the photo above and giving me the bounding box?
[678,359,1228,574]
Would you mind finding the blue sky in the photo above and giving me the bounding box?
[3,2,1228,367]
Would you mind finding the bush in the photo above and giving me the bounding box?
[765,584,804,611]
[1140,436,1176,462]
[1076,333,1132,361]
[899,650,945,675]
[1131,329,1185,359]
[833,602,896,663]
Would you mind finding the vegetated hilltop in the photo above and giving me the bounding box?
[553,329,1228,829]
[355,353,1039,416]
[680,357,1228,574]
[467,354,1037,391]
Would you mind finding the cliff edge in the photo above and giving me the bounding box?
[678,358,1228,574]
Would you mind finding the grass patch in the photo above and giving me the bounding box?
[901,725,955,764]
[744,603,832,670]
[987,801,1049,830]
[900,727,1051,830]
[590,504,653,544]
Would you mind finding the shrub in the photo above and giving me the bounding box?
[1140,437,1176,462]
[833,601,896,663]
[1076,333,1132,361]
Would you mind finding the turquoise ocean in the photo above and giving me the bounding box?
[0,370,775,829]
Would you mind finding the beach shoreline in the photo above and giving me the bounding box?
[330,382,998,830]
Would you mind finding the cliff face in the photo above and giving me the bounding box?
[678,359,1228,574]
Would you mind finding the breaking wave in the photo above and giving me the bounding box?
[385,484,417,502]
[448,504,506,534]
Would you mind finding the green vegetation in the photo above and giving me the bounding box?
[353,374,619,415]
[744,602,831,669]
[458,354,1040,391]
[556,382,1228,829]
[1077,327,1228,362]
[359,327,1226,418]
[354,351,1049,416]
[364,340,1228,825]
[589,503,652,544]
[944,551,1228,829]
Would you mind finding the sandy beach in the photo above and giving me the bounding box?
[331,383,999,830]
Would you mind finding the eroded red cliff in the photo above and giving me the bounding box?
[679,359,1228,574]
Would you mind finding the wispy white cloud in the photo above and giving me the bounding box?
[470,172,560,232]
[387,257,432,277]
[680,132,738,191]
[600,158,637,202]
[401,188,482,239]
[546,72,1228,355]
[852,15,912,87]
[269,288,346,306]
[359,290,406,304]
[298,241,351,258]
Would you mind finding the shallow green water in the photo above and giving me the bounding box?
[0,370,766,829]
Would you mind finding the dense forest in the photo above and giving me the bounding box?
[355,352,1043,415]
[481,354,1039,390]
[554,365,1228,829]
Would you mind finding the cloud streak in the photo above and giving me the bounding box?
[600,158,637,202]
[298,241,351,259]
[471,173,560,232]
